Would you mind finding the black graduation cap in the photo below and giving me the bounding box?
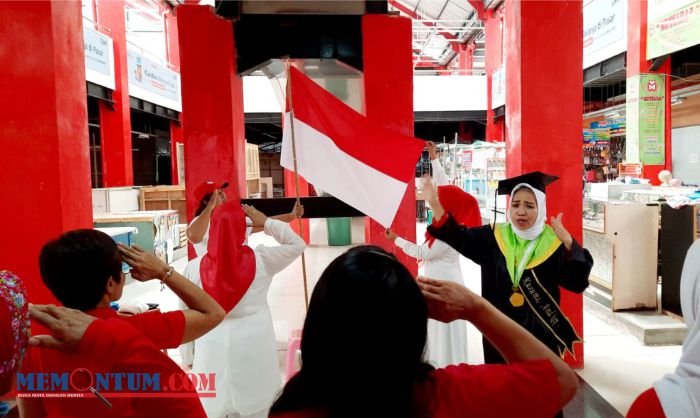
[496,171,559,195]
[491,171,558,227]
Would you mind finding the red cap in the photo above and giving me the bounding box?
[426,186,482,247]
[194,180,226,204]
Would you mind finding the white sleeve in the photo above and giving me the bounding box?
[256,219,307,276]
[178,258,202,367]
[431,159,450,186]
[394,237,450,261]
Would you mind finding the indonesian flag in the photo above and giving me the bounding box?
[281,67,425,227]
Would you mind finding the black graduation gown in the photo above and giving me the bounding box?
[428,215,593,364]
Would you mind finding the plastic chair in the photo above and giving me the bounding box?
[285,329,303,381]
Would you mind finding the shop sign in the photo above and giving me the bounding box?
[491,65,505,109]
[647,0,700,59]
[583,0,627,68]
[625,74,665,165]
[84,26,115,90]
[127,48,182,112]
[583,128,611,143]
[460,151,473,169]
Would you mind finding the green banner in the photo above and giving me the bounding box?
[647,0,700,59]
[626,74,666,165]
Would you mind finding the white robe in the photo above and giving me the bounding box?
[180,219,307,418]
[394,237,469,367]
[653,239,700,418]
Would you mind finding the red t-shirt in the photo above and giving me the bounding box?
[19,307,186,417]
[272,359,561,418]
[626,388,666,418]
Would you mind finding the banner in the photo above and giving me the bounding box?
[127,48,182,112]
[84,26,115,90]
[647,0,700,59]
[583,0,627,68]
[492,65,505,109]
[626,74,666,165]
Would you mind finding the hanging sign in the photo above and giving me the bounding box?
[647,0,700,59]
[84,26,115,90]
[491,65,505,109]
[127,48,182,112]
[626,74,666,165]
[583,0,627,69]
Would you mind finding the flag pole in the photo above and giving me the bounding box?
[285,59,310,310]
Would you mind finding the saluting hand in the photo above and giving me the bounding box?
[550,213,573,251]
[419,176,437,203]
[426,141,438,160]
[243,204,268,227]
[384,229,398,243]
[118,244,170,281]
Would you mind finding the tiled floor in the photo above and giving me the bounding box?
[121,219,684,417]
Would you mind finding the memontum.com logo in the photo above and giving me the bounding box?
[16,369,216,404]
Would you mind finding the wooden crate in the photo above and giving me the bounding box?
[246,143,260,180]
[140,186,187,221]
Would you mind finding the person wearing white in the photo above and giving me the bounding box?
[181,204,306,418]
[427,141,450,187]
[384,145,476,367]
[388,231,469,368]
[652,239,700,418]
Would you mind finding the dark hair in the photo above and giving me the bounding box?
[271,246,433,418]
[39,229,123,311]
[195,193,214,217]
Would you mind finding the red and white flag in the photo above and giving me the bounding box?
[281,67,424,227]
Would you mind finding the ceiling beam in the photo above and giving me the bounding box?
[388,0,459,53]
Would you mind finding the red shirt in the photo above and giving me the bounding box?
[626,388,666,418]
[19,308,187,417]
[272,359,561,418]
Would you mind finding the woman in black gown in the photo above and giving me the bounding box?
[423,172,593,365]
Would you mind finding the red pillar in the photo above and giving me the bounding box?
[95,0,134,187]
[0,1,92,303]
[177,4,247,228]
[165,12,183,185]
[457,42,476,72]
[485,7,505,142]
[363,15,418,276]
[627,0,672,184]
[504,0,585,367]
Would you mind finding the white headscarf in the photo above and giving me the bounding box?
[508,183,547,241]
[653,240,700,418]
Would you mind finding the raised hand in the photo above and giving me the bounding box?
[118,243,170,281]
[384,229,398,242]
[292,201,304,218]
[426,141,438,160]
[242,204,268,227]
[417,277,480,323]
[550,213,573,250]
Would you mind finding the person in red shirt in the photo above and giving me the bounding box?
[27,303,206,418]
[269,245,578,418]
[18,229,225,417]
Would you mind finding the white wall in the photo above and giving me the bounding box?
[413,75,487,111]
[243,75,487,113]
